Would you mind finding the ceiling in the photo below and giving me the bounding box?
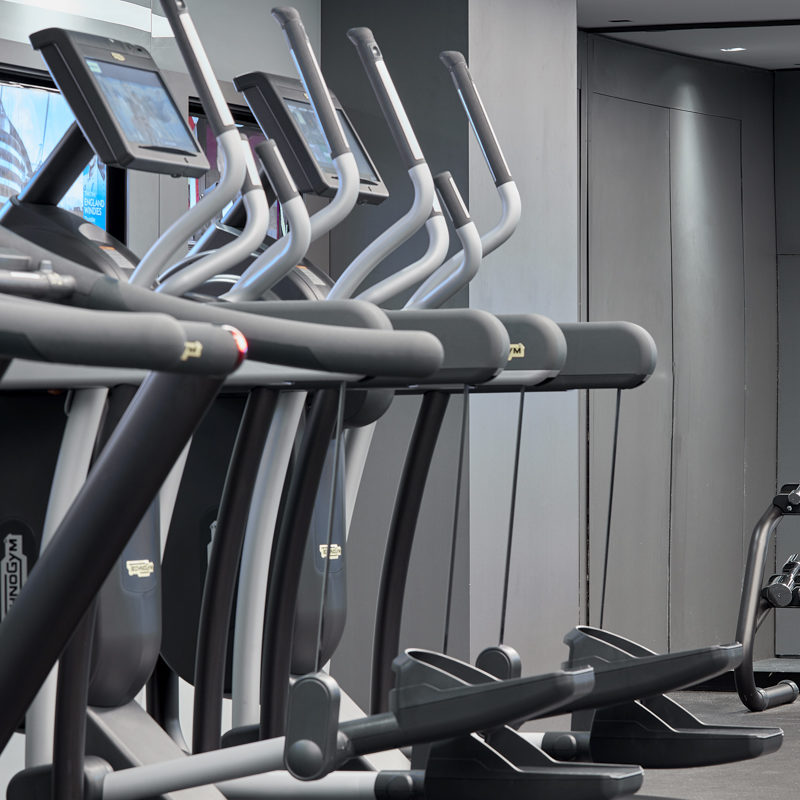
[577,1,800,70]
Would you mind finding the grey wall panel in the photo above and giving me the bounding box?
[467,0,580,681]
[773,73,800,255]
[584,35,776,656]
[774,73,800,655]
[776,255,800,654]
[470,391,580,671]
[585,93,672,651]
[589,35,774,123]
[668,109,746,650]
[739,68,777,657]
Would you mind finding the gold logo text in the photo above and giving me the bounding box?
[319,544,342,560]
[508,342,526,361]
[181,341,203,361]
[111,52,126,62]
[126,559,155,578]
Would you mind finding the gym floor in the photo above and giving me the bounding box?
[634,690,799,799]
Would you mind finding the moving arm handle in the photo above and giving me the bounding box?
[347,27,425,169]
[440,50,512,186]
[224,140,312,301]
[408,172,481,309]
[159,0,236,135]
[328,27,434,299]
[356,205,448,306]
[158,137,270,296]
[271,6,359,244]
[272,7,350,159]
[132,0,245,287]
[255,139,299,205]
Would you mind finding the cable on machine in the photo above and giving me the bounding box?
[499,386,526,644]
[599,388,622,629]
[442,385,470,655]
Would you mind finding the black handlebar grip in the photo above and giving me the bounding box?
[440,51,512,187]
[434,171,471,229]
[272,7,350,159]
[0,301,244,374]
[347,27,425,170]
[175,321,248,374]
[255,140,299,204]
[84,276,445,377]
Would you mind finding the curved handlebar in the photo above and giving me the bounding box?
[357,209,448,306]
[408,174,481,309]
[159,0,236,134]
[434,170,470,228]
[347,27,424,169]
[440,50,512,187]
[255,139,298,204]
[272,7,349,158]
[158,138,269,297]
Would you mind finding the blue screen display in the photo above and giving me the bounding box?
[0,81,107,228]
[86,59,198,154]
[285,98,378,184]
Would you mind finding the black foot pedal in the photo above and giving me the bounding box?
[563,626,783,767]
[590,694,783,767]
[425,727,642,800]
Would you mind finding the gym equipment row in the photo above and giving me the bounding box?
[0,2,789,799]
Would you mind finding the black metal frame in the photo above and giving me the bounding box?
[370,391,450,714]
[734,488,800,711]
[259,389,341,738]
[0,371,225,753]
[192,386,279,753]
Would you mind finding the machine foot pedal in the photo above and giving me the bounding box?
[425,727,642,800]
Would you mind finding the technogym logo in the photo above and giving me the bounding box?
[1,533,28,620]
[508,342,526,361]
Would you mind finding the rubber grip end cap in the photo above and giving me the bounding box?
[271,6,301,26]
[439,50,467,70]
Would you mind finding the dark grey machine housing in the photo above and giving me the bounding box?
[234,71,389,203]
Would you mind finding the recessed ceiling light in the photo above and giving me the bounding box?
[720,47,747,52]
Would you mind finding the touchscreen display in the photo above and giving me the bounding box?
[285,98,378,184]
[86,58,199,153]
